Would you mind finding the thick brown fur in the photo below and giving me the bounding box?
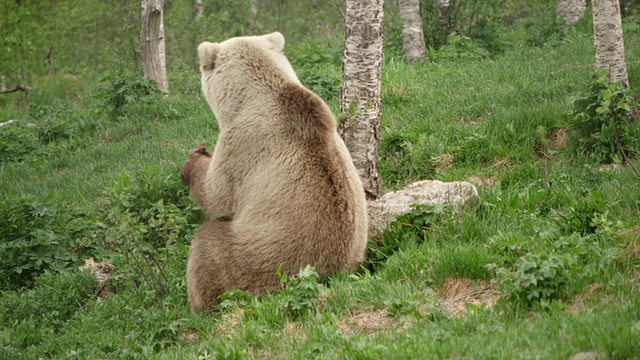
[183,32,367,312]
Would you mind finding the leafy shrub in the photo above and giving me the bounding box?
[556,190,607,236]
[569,72,640,164]
[107,168,204,248]
[490,230,622,306]
[0,124,40,162]
[0,197,97,290]
[99,72,162,117]
[493,251,576,305]
[99,168,201,307]
[278,265,324,320]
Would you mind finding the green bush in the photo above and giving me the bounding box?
[106,168,204,249]
[569,72,640,164]
[0,124,40,162]
[277,265,324,320]
[490,228,622,307]
[98,72,163,118]
[0,197,92,290]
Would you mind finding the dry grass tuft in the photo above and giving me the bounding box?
[617,225,640,259]
[438,278,499,316]
[337,308,397,337]
[467,174,498,187]
[215,309,244,335]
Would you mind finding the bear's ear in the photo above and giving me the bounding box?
[198,42,220,71]
[264,32,285,52]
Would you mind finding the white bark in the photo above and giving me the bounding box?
[339,0,384,199]
[435,0,449,13]
[397,0,426,63]
[251,0,258,30]
[557,0,586,25]
[592,0,628,86]
[193,0,204,18]
[141,0,169,93]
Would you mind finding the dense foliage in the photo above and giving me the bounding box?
[1,0,639,358]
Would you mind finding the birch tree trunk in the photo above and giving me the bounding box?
[193,0,204,18]
[435,0,449,13]
[592,0,629,86]
[397,0,425,63]
[557,0,586,25]
[339,0,384,199]
[250,0,258,31]
[141,0,169,93]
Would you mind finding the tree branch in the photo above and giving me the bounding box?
[0,85,29,94]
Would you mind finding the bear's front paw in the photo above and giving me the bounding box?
[190,142,212,157]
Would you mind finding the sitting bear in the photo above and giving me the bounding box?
[181,32,368,312]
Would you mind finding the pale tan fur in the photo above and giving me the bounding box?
[183,32,368,312]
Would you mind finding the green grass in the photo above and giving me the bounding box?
[1,3,640,359]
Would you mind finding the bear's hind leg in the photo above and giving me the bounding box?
[187,219,237,312]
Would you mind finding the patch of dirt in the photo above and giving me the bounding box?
[597,163,623,172]
[630,107,640,122]
[433,153,455,173]
[568,283,606,314]
[336,308,396,337]
[549,128,570,149]
[438,278,499,316]
[284,321,307,342]
[78,257,114,300]
[467,175,498,187]
[492,157,511,169]
[215,309,244,335]
[165,139,180,147]
[617,225,640,259]
[178,328,198,345]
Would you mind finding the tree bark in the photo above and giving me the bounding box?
[435,0,449,13]
[592,0,628,86]
[141,0,169,93]
[557,0,586,25]
[339,0,384,200]
[397,0,425,63]
[250,0,258,30]
[193,0,204,18]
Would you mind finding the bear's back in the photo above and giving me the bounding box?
[226,84,365,275]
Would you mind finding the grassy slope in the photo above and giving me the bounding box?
[1,9,639,360]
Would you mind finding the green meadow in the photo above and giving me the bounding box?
[1,1,639,358]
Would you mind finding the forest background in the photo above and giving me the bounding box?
[1,0,640,358]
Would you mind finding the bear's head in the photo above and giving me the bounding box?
[197,32,300,128]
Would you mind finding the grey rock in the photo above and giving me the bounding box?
[367,180,479,239]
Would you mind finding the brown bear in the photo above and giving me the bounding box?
[182,32,368,312]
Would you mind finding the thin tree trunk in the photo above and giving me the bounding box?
[557,0,586,25]
[141,0,169,93]
[435,0,449,13]
[592,0,628,86]
[193,0,203,18]
[339,0,384,199]
[250,0,258,31]
[397,0,425,63]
